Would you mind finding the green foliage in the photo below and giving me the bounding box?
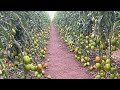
[0,11,50,79]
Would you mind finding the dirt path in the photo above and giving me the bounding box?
[44,24,90,79]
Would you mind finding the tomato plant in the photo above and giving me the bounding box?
[53,11,120,79]
[0,11,50,79]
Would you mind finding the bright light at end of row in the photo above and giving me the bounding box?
[47,11,56,21]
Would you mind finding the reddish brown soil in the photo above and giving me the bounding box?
[44,24,90,79]
[112,50,120,62]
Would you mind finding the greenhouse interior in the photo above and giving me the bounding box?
[0,11,120,79]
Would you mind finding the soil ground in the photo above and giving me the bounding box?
[44,24,90,79]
